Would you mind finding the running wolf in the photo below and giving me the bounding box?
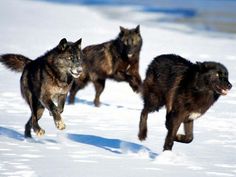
[138,54,232,151]
[0,38,83,138]
[68,25,142,106]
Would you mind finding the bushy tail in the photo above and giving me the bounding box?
[0,54,32,72]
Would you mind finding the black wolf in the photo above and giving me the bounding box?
[0,38,83,138]
[68,25,142,106]
[138,54,232,151]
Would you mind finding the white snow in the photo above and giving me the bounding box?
[0,0,236,177]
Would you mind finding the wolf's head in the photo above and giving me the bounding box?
[197,61,232,95]
[118,25,142,59]
[55,38,83,78]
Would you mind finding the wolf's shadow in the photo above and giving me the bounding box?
[0,126,25,141]
[0,126,58,144]
[69,98,140,111]
[67,133,158,159]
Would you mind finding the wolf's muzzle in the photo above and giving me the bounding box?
[69,66,83,78]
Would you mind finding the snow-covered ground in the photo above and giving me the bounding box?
[0,0,236,177]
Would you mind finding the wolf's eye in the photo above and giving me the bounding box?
[216,72,224,78]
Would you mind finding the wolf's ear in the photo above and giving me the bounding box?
[197,61,215,73]
[196,61,202,66]
[75,38,82,49]
[58,38,68,51]
[196,61,206,72]
[201,62,218,71]
[120,26,126,32]
[135,25,140,33]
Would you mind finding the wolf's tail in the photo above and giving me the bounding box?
[0,54,32,72]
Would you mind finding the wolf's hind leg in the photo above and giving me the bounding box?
[68,82,80,104]
[138,108,149,141]
[58,94,67,114]
[31,102,45,137]
[93,79,105,107]
[25,105,45,138]
[68,74,89,104]
[23,90,45,137]
[175,120,194,143]
[25,118,32,138]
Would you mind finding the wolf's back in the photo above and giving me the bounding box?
[0,54,32,72]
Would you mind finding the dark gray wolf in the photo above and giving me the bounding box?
[0,38,83,138]
[68,25,142,106]
[138,54,232,151]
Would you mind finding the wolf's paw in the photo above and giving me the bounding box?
[94,100,101,107]
[35,128,45,137]
[138,131,147,141]
[55,120,66,130]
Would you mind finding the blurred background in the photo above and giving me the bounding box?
[40,0,236,34]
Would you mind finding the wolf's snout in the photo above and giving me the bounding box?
[70,66,83,78]
[223,81,233,95]
[227,81,232,90]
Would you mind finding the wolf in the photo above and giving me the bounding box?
[68,25,142,106]
[138,54,232,151]
[0,38,83,138]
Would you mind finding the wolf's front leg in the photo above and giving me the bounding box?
[127,74,142,93]
[126,63,142,93]
[42,96,66,130]
[164,111,183,151]
[175,120,194,143]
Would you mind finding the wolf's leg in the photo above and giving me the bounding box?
[29,98,45,136]
[57,94,67,114]
[23,87,45,137]
[138,108,149,141]
[93,79,105,107]
[113,71,127,81]
[175,120,194,143]
[164,111,183,151]
[68,82,79,104]
[25,103,45,138]
[32,104,45,137]
[126,63,142,93]
[25,117,32,138]
[128,74,142,93]
[68,74,89,104]
[138,87,162,141]
[41,96,66,130]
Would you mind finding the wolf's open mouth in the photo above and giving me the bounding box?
[128,54,133,58]
[216,85,229,95]
[221,89,229,95]
[70,68,82,78]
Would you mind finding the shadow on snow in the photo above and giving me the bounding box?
[67,133,158,159]
[0,126,58,144]
[68,97,141,111]
[0,126,25,141]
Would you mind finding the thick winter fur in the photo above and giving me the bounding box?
[138,54,232,151]
[68,25,142,106]
[0,38,83,138]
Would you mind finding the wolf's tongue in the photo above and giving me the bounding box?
[221,89,228,95]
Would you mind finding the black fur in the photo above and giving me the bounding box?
[138,54,232,151]
[0,38,83,138]
[68,25,142,106]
